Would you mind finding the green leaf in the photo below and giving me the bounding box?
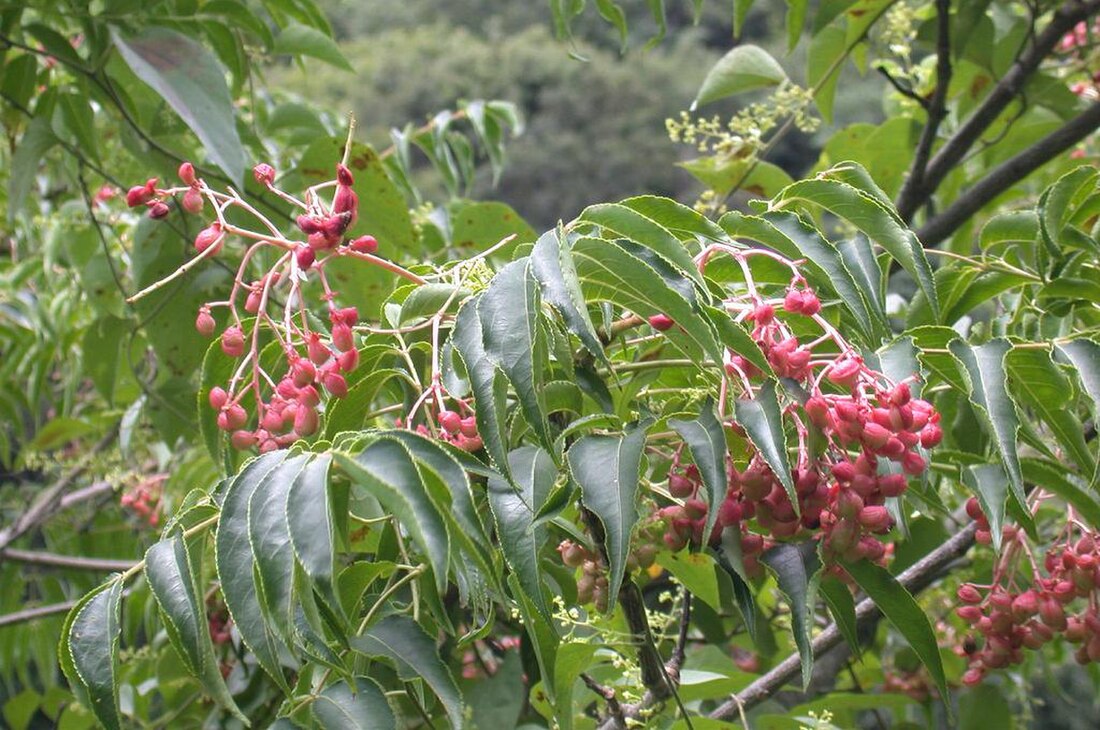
[702,305,773,377]
[693,45,788,109]
[335,441,451,594]
[785,0,808,50]
[311,677,395,729]
[567,422,648,607]
[572,237,721,363]
[595,0,629,51]
[61,580,123,730]
[679,157,794,199]
[760,543,820,688]
[663,551,722,611]
[962,464,1008,552]
[273,21,353,71]
[552,642,597,730]
[670,399,728,539]
[462,650,525,729]
[618,195,728,242]
[733,380,795,507]
[248,453,311,638]
[1038,166,1099,254]
[214,451,293,691]
[479,259,551,448]
[352,615,464,730]
[448,200,536,258]
[531,231,607,364]
[286,454,341,617]
[451,297,511,478]
[1007,347,1095,475]
[487,446,557,617]
[734,0,756,36]
[145,536,247,723]
[1021,457,1100,527]
[8,115,57,223]
[980,211,1039,252]
[843,559,948,705]
[949,339,1027,517]
[1057,340,1100,424]
[807,25,845,122]
[111,26,246,185]
[778,168,939,320]
[819,576,859,657]
[578,203,704,286]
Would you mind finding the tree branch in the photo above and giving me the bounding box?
[0,428,118,555]
[708,522,978,720]
[0,548,136,572]
[895,0,952,215]
[917,102,1100,245]
[896,0,1100,222]
[0,599,78,628]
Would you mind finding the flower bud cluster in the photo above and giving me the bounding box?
[955,500,1100,685]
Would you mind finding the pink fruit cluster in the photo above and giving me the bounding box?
[129,157,392,453]
[557,538,658,611]
[955,500,1100,685]
[120,475,164,527]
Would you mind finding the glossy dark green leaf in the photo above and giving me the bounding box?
[578,203,703,285]
[843,559,948,704]
[145,536,246,722]
[1057,339,1100,423]
[487,446,557,617]
[1007,348,1094,475]
[552,642,597,730]
[531,231,607,364]
[567,422,647,606]
[733,380,795,507]
[670,399,728,538]
[214,451,292,691]
[572,236,721,363]
[819,576,859,657]
[451,297,511,478]
[962,463,1008,552]
[979,211,1040,252]
[352,615,464,729]
[248,453,311,638]
[778,169,939,320]
[61,580,123,730]
[693,44,788,109]
[949,339,1026,515]
[760,543,820,688]
[619,195,728,242]
[1021,457,1100,526]
[111,26,245,184]
[479,259,551,448]
[311,677,395,729]
[335,441,451,594]
[273,22,353,71]
[286,454,341,617]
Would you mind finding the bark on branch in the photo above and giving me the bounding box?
[708,522,978,720]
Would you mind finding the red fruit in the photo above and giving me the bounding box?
[1039,597,1067,629]
[460,416,478,438]
[684,498,708,521]
[559,541,587,568]
[323,212,353,241]
[834,399,861,423]
[961,668,983,686]
[336,163,354,186]
[783,289,804,313]
[751,303,775,325]
[230,430,256,450]
[889,382,911,406]
[194,222,223,254]
[294,406,319,436]
[648,313,674,331]
[827,357,862,388]
[182,187,204,214]
[178,162,196,186]
[244,287,262,314]
[805,396,831,430]
[322,369,348,398]
[439,410,462,434]
[147,201,171,219]
[831,460,856,483]
[292,359,316,387]
[126,182,155,208]
[332,307,359,326]
[297,385,320,408]
[799,290,821,316]
[669,473,695,498]
[901,450,926,475]
[333,186,358,228]
[718,499,743,525]
[837,489,864,519]
[221,326,245,357]
[307,334,330,365]
[338,348,359,372]
[1012,591,1040,620]
[296,245,316,271]
[919,424,943,448]
[195,308,216,336]
[957,584,983,604]
[878,473,908,498]
[858,505,893,532]
[965,497,985,521]
[332,322,355,352]
[956,605,983,623]
[349,235,379,254]
[297,214,322,235]
[222,404,247,431]
[861,422,891,449]
[252,163,276,186]
[208,386,229,410]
